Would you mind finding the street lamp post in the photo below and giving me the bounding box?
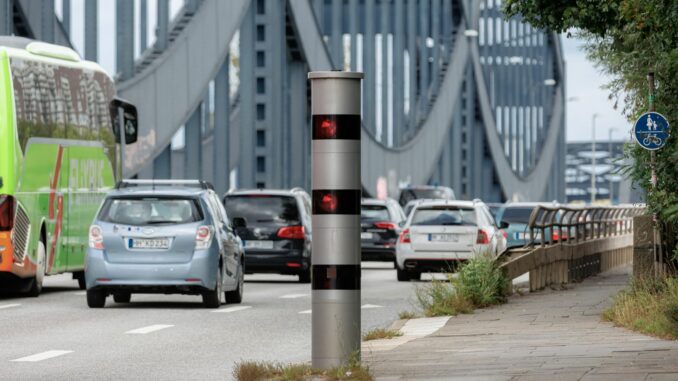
[608,128,614,204]
[591,113,599,204]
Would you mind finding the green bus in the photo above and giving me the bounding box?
[0,37,136,296]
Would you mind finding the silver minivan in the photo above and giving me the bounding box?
[85,180,245,308]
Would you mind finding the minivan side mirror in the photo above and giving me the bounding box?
[499,221,510,229]
[232,217,247,229]
[110,98,139,144]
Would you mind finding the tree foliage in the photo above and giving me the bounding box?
[504,0,678,256]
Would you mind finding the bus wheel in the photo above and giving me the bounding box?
[73,271,86,290]
[27,241,46,297]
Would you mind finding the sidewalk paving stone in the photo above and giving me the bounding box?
[365,266,678,380]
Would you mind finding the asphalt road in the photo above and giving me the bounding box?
[0,261,427,380]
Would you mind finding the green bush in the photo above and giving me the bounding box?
[416,254,508,317]
[604,276,678,340]
[457,254,509,307]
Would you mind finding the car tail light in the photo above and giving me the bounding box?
[88,225,104,249]
[476,229,490,244]
[0,195,15,231]
[195,225,213,250]
[399,228,411,243]
[552,230,566,242]
[375,221,397,230]
[278,225,305,239]
[286,262,302,268]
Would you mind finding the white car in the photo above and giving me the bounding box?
[395,199,507,281]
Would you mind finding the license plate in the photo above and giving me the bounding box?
[361,232,373,240]
[128,238,170,249]
[245,240,274,249]
[429,234,458,242]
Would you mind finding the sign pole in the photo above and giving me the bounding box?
[308,71,364,369]
[647,72,658,274]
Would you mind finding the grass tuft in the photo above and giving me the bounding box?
[233,355,373,381]
[398,310,418,320]
[362,328,403,341]
[415,252,508,317]
[603,276,678,340]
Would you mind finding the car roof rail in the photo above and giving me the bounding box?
[290,187,306,194]
[115,179,214,191]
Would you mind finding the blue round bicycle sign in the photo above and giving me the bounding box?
[633,112,670,151]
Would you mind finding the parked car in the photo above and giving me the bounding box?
[398,185,456,207]
[85,180,245,308]
[361,198,406,264]
[223,188,312,283]
[395,199,507,281]
[494,202,560,248]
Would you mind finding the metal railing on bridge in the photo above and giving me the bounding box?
[499,205,646,292]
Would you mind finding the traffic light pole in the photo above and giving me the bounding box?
[308,71,363,369]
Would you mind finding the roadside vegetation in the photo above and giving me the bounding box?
[362,328,402,341]
[415,254,508,317]
[233,357,372,381]
[397,310,418,320]
[603,276,678,340]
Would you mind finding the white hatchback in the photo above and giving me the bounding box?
[395,199,507,281]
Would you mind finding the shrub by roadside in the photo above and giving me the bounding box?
[362,328,402,341]
[603,276,678,340]
[233,357,373,381]
[416,253,508,317]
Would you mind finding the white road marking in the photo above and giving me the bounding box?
[362,317,451,352]
[125,324,174,334]
[298,309,312,314]
[74,291,86,296]
[361,304,383,309]
[211,306,252,313]
[280,293,309,299]
[11,350,73,362]
[0,303,21,310]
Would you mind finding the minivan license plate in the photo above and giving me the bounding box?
[128,238,170,249]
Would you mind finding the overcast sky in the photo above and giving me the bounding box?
[58,1,627,144]
[561,36,630,143]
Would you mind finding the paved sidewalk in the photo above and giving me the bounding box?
[365,266,678,380]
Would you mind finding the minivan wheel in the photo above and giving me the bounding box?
[225,267,244,304]
[113,293,131,303]
[298,269,311,284]
[87,289,106,308]
[202,266,224,308]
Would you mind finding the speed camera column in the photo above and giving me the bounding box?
[308,71,364,369]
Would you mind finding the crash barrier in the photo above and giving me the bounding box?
[498,205,646,292]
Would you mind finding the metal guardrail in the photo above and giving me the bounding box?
[524,204,647,249]
[499,204,647,292]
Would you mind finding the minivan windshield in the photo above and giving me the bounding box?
[224,195,300,227]
[99,197,203,225]
[411,206,477,226]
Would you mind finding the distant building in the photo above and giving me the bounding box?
[565,141,643,205]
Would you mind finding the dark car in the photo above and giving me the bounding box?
[223,188,312,283]
[398,185,455,207]
[361,198,406,264]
